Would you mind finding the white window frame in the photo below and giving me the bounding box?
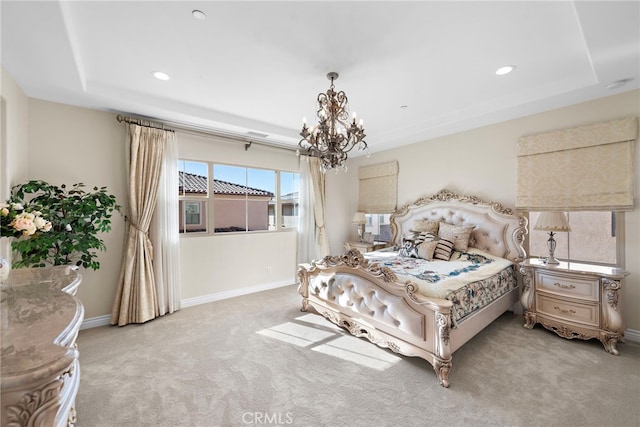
[179,159,299,236]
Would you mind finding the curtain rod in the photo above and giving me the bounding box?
[116,114,298,153]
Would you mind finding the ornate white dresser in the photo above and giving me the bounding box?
[1,266,84,427]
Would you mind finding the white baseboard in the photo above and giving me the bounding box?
[625,328,640,343]
[81,314,111,330]
[180,279,294,308]
[80,279,295,329]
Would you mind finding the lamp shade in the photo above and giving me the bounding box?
[534,212,571,232]
[352,212,367,224]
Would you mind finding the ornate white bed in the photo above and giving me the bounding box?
[297,189,527,387]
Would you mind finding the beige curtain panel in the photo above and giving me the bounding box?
[111,124,169,326]
[310,156,330,257]
[358,160,399,213]
[516,117,637,212]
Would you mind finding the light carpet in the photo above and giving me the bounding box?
[76,284,640,427]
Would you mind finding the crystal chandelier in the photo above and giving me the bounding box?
[298,72,368,172]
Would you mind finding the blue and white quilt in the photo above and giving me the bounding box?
[364,248,513,299]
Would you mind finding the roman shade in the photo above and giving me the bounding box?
[516,117,637,211]
[358,161,398,213]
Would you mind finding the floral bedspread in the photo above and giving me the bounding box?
[364,248,517,326]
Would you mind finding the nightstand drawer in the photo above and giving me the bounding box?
[536,271,599,301]
[536,294,599,327]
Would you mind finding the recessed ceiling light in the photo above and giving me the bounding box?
[192,10,206,20]
[496,65,516,76]
[606,78,634,90]
[400,105,408,109]
[152,71,170,81]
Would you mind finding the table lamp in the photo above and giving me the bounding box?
[534,211,571,264]
[352,212,367,242]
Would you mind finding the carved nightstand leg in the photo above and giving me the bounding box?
[601,333,620,356]
[523,311,535,329]
[300,297,309,312]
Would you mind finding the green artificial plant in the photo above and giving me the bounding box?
[7,180,121,270]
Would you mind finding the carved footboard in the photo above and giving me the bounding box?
[297,249,454,387]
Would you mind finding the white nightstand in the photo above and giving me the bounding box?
[344,241,389,253]
[520,258,629,355]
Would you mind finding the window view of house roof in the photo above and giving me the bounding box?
[179,172,274,197]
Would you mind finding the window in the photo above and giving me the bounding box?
[529,211,621,265]
[178,159,299,234]
[213,165,275,232]
[184,202,201,224]
[364,213,392,242]
[178,160,209,233]
[279,172,300,229]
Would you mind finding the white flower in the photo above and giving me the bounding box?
[34,216,48,229]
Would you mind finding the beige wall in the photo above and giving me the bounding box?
[326,89,640,333]
[0,67,29,259]
[27,99,128,319]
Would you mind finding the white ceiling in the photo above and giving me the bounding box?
[2,1,639,154]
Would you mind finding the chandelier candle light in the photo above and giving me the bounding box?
[534,211,571,265]
[298,72,368,172]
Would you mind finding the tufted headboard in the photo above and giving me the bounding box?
[390,189,528,263]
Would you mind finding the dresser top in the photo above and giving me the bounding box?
[1,267,84,384]
[3,265,82,294]
[522,258,630,279]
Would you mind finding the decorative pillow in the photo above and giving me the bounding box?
[403,231,437,245]
[417,240,438,260]
[433,238,455,261]
[416,231,437,244]
[438,223,475,252]
[398,239,420,258]
[412,219,440,234]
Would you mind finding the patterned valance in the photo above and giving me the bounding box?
[358,161,398,213]
[516,117,637,211]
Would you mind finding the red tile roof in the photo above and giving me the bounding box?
[179,172,274,197]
